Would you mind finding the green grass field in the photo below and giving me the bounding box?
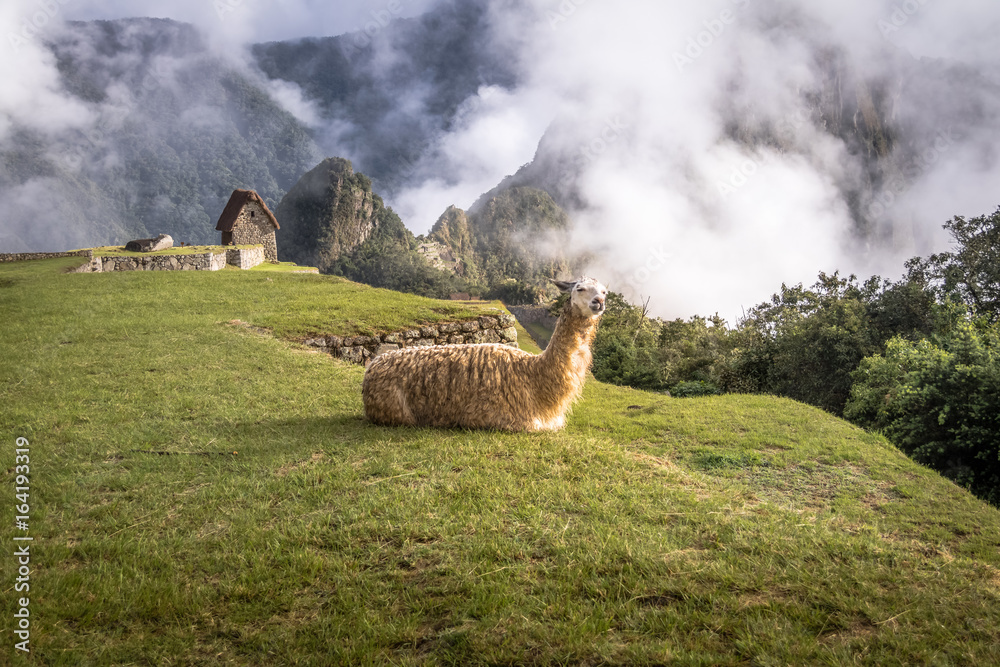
[247,262,319,274]
[2,257,1000,665]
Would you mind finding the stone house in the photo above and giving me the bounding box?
[215,189,280,261]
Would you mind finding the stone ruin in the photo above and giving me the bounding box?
[124,234,174,253]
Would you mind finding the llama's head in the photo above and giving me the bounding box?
[554,277,608,318]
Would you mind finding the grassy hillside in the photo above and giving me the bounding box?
[2,258,1000,665]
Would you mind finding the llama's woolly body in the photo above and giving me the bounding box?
[362,281,604,432]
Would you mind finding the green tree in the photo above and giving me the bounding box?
[657,315,732,392]
[483,279,543,305]
[590,292,665,391]
[331,207,465,299]
[906,206,1000,322]
[725,272,935,414]
[727,273,877,413]
[845,317,1000,505]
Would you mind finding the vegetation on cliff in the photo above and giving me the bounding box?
[427,186,576,303]
[276,157,468,298]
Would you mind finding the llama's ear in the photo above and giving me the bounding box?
[552,279,576,294]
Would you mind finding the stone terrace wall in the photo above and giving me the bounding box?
[4,246,263,273]
[90,251,228,273]
[226,246,265,270]
[303,313,520,364]
[0,250,92,263]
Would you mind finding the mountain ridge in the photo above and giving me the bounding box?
[3,7,997,271]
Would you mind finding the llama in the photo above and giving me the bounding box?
[362,277,607,431]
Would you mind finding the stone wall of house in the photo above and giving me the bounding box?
[0,250,92,263]
[86,251,228,273]
[230,201,278,261]
[303,313,520,364]
[226,246,265,270]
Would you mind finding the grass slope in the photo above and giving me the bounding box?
[2,258,1000,665]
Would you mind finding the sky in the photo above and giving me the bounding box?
[4,0,1000,320]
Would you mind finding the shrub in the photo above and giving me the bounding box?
[484,279,542,305]
[591,330,663,391]
[590,293,666,391]
[671,380,721,398]
[908,206,1000,323]
[727,272,935,414]
[658,315,733,388]
[845,319,1000,505]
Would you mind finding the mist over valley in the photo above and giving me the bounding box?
[3,0,999,320]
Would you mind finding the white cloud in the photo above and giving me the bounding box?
[392,85,558,231]
[262,76,322,126]
[0,2,94,141]
[418,0,1000,320]
[4,0,1000,321]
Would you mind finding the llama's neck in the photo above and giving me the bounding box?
[535,306,599,389]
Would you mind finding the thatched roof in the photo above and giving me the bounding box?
[215,189,279,232]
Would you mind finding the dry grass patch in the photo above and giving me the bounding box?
[275,452,325,478]
[818,619,879,645]
[747,462,897,513]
